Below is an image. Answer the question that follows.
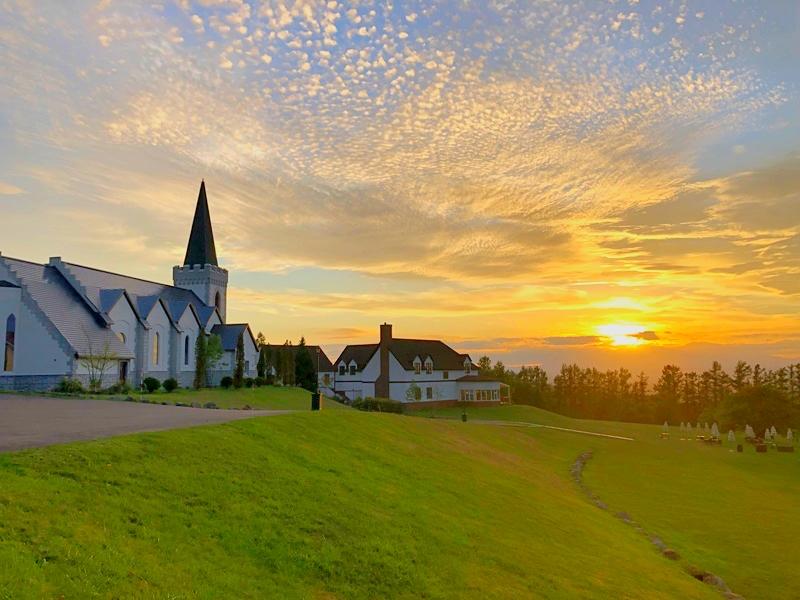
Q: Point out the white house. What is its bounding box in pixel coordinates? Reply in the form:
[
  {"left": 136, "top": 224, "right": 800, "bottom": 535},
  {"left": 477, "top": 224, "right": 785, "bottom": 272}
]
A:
[
  {"left": 0, "top": 181, "right": 257, "bottom": 391},
  {"left": 332, "top": 323, "right": 508, "bottom": 407}
]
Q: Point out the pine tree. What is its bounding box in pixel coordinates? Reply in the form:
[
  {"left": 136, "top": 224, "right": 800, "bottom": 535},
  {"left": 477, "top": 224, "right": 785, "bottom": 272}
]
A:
[
  {"left": 295, "top": 336, "right": 317, "bottom": 392},
  {"left": 257, "top": 345, "right": 267, "bottom": 378},
  {"left": 193, "top": 332, "right": 207, "bottom": 390},
  {"left": 233, "top": 332, "right": 245, "bottom": 389}
]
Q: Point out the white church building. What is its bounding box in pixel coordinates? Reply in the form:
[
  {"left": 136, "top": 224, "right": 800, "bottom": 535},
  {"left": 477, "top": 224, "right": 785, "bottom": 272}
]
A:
[
  {"left": 0, "top": 181, "right": 258, "bottom": 391},
  {"left": 333, "top": 323, "right": 509, "bottom": 408}
]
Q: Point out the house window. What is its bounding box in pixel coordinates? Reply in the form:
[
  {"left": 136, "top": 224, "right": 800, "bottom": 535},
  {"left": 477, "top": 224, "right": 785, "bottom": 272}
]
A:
[
  {"left": 184, "top": 335, "right": 190, "bottom": 366},
  {"left": 339, "top": 364, "right": 346, "bottom": 376},
  {"left": 414, "top": 362, "right": 421, "bottom": 374},
  {"left": 4, "top": 314, "right": 15, "bottom": 372},
  {"left": 492, "top": 390, "right": 499, "bottom": 401},
  {"left": 349, "top": 364, "right": 356, "bottom": 375},
  {"left": 443, "top": 371, "right": 449, "bottom": 380},
  {"left": 323, "top": 373, "right": 331, "bottom": 386},
  {"left": 414, "top": 386, "right": 422, "bottom": 401},
  {"left": 425, "top": 361, "right": 433, "bottom": 375},
  {"left": 152, "top": 332, "right": 160, "bottom": 367},
  {"left": 426, "top": 386, "right": 433, "bottom": 400}
]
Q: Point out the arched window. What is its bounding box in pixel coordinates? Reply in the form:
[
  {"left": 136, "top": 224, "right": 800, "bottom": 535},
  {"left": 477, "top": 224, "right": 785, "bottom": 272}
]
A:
[
  {"left": 184, "top": 334, "right": 190, "bottom": 366},
  {"left": 118, "top": 331, "right": 126, "bottom": 345},
  {"left": 4, "top": 314, "right": 15, "bottom": 372},
  {"left": 214, "top": 291, "right": 221, "bottom": 311},
  {"left": 152, "top": 331, "right": 160, "bottom": 367}
]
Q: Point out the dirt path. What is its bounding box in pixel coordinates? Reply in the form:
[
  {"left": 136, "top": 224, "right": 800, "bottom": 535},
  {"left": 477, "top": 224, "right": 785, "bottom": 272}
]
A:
[
  {"left": 0, "top": 395, "right": 292, "bottom": 452},
  {"left": 469, "top": 419, "right": 635, "bottom": 441}
]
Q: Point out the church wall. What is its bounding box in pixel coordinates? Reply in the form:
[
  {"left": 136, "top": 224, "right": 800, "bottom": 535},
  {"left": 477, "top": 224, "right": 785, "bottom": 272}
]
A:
[
  {"left": 0, "top": 283, "right": 72, "bottom": 391},
  {"left": 141, "top": 301, "right": 172, "bottom": 382},
  {"left": 108, "top": 295, "right": 138, "bottom": 383}
]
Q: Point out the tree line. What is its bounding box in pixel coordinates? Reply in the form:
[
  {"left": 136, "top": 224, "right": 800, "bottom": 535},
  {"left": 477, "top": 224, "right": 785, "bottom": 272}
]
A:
[
  {"left": 478, "top": 357, "right": 800, "bottom": 431},
  {"left": 254, "top": 333, "right": 317, "bottom": 392}
]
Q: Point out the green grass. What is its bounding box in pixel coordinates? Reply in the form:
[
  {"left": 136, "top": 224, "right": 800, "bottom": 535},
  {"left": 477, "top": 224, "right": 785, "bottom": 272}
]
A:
[
  {"left": 0, "top": 411, "right": 715, "bottom": 599},
  {"left": 23, "top": 385, "right": 346, "bottom": 411},
  {"left": 415, "top": 404, "right": 800, "bottom": 599}
]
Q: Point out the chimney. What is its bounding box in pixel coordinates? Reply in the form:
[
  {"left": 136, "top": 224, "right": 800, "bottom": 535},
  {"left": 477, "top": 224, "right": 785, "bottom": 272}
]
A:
[{"left": 376, "top": 323, "right": 392, "bottom": 399}]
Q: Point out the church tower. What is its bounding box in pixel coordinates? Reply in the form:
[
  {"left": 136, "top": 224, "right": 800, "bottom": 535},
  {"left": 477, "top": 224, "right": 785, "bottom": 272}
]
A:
[{"left": 173, "top": 181, "right": 229, "bottom": 322}]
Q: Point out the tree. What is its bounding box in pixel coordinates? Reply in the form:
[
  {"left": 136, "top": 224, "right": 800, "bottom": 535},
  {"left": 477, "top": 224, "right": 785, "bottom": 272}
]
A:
[
  {"left": 654, "top": 365, "right": 682, "bottom": 422},
  {"left": 719, "top": 385, "right": 796, "bottom": 433},
  {"left": 79, "top": 338, "right": 119, "bottom": 393},
  {"left": 233, "top": 332, "right": 245, "bottom": 388},
  {"left": 257, "top": 345, "right": 267, "bottom": 379},
  {"left": 206, "top": 334, "right": 224, "bottom": 384},
  {"left": 406, "top": 382, "right": 422, "bottom": 402},
  {"left": 477, "top": 356, "right": 492, "bottom": 372},
  {"left": 193, "top": 332, "right": 207, "bottom": 389},
  {"left": 256, "top": 331, "right": 266, "bottom": 349},
  {"left": 295, "top": 337, "right": 317, "bottom": 392}
]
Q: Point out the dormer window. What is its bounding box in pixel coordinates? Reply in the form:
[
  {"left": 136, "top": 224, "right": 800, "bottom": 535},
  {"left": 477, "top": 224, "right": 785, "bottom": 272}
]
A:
[
  {"left": 464, "top": 359, "right": 472, "bottom": 374},
  {"left": 424, "top": 358, "right": 433, "bottom": 374},
  {"left": 339, "top": 364, "right": 346, "bottom": 376},
  {"left": 413, "top": 358, "right": 421, "bottom": 375},
  {"left": 349, "top": 362, "right": 357, "bottom": 375}
]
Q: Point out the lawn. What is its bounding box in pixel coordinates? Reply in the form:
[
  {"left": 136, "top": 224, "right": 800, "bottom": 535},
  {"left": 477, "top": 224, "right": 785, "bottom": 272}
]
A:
[
  {"left": 17, "top": 385, "right": 347, "bottom": 411},
  {"left": 414, "top": 404, "right": 800, "bottom": 599},
  {"left": 0, "top": 410, "right": 714, "bottom": 599}
]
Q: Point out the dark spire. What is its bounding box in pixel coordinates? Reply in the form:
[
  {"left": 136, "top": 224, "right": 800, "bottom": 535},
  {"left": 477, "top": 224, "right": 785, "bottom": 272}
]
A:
[{"left": 183, "top": 180, "right": 219, "bottom": 266}]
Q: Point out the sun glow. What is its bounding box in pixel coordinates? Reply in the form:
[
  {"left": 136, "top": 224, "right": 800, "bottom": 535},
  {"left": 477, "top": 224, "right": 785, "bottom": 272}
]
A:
[{"left": 596, "top": 324, "right": 648, "bottom": 347}]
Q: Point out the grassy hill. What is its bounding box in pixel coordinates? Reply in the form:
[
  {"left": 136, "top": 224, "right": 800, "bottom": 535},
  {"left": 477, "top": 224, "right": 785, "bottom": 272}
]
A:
[
  {"left": 0, "top": 409, "right": 719, "bottom": 599},
  {"left": 418, "top": 404, "right": 800, "bottom": 599}
]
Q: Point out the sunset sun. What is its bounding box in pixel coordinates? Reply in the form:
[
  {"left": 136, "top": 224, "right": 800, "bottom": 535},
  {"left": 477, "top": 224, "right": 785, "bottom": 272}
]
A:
[{"left": 596, "top": 324, "right": 649, "bottom": 347}]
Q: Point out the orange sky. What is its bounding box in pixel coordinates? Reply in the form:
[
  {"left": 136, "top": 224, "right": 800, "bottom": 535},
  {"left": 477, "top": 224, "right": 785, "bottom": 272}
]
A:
[{"left": 1, "top": 1, "right": 798, "bottom": 376}]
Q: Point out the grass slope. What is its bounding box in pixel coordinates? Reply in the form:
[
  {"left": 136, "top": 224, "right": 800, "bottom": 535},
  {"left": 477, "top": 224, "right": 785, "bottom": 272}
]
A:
[
  {"left": 419, "top": 404, "right": 800, "bottom": 599},
  {"left": 0, "top": 411, "right": 713, "bottom": 599}
]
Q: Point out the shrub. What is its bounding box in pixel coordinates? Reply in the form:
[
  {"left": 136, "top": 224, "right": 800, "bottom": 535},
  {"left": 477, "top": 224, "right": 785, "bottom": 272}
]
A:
[
  {"left": 105, "top": 382, "right": 132, "bottom": 395},
  {"left": 163, "top": 378, "right": 179, "bottom": 393},
  {"left": 351, "top": 397, "right": 404, "bottom": 414},
  {"left": 142, "top": 377, "right": 161, "bottom": 393},
  {"left": 55, "top": 378, "right": 84, "bottom": 394},
  {"left": 244, "top": 377, "right": 255, "bottom": 388},
  {"left": 203, "top": 402, "right": 218, "bottom": 409},
  {"left": 220, "top": 376, "right": 233, "bottom": 389},
  {"left": 254, "top": 376, "right": 266, "bottom": 387}
]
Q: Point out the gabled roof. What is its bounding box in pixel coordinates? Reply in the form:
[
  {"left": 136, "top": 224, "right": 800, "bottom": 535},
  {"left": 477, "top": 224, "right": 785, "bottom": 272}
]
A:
[
  {"left": 0, "top": 280, "right": 20, "bottom": 288},
  {"left": 262, "top": 343, "right": 335, "bottom": 372},
  {"left": 184, "top": 180, "right": 218, "bottom": 267},
  {"left": 335, "top": 343, "right": 379, "bottom": 370},
  {"left": 388, "top": 338, "right": 471, "bottom": 371},
  {"left": 0, "top": 256, "right": 133, "bottom": 359},
  {"left": 211, "top": 323, "right": 256, "bottom": 351}
]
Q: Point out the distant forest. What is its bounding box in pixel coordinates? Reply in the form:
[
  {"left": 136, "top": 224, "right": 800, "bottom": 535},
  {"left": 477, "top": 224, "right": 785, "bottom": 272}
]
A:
[{"left": 477, "top": 357, "right": 800, "bottom": 431}]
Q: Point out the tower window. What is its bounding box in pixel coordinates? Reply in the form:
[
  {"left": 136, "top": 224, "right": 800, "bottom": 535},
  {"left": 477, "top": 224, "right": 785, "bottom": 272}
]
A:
[
  {"left": 184, "top": 335, "right": 190, "bottom": 366},
  {"left": 214, "top": 291, "right": 221, "bottom": 311},
  {"left": 4, "top": 314, "right": 15, "bottom": 372},
  {"left": 152, "top": 332, "right": 160, "bottom": 367}
]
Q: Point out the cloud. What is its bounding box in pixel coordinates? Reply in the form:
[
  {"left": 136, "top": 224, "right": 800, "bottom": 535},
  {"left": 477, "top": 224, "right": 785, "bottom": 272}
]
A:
[
  {"left": 630, "top": 331, "right": 659, "bottom": 341},
  {"left": 0, "top": 181, "right": 24, "bottom": 195}
]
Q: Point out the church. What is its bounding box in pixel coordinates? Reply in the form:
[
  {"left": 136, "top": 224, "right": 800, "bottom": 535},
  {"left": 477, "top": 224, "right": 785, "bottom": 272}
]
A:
[{"left": 0, "top": 182, "right": 258, "bottom": 391}]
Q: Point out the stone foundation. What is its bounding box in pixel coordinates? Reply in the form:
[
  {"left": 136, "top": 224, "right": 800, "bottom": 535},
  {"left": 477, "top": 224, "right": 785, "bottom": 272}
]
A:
[{"left": 0, "top": 374, "right": 67, "bottom": 392}]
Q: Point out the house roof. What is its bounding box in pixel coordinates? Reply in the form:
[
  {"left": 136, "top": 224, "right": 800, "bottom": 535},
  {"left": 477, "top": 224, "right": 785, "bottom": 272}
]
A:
[
  {"left": 262, "top": 343, "right": 335, "bottom": 372},
  {"left": 388, "top": 338, "right": 471, "bottom": 371},
  {"left": 0, "top": 280, "right": 20, "bottom": 288},
  {"left": 0, "top": 256, "right": 133, "bottom": 359},
  {"left": 335, "top": 343, "right": 379, "bottom": 370},
  {"left": 184, "top": 180, "right": 218, "bottom": 267},
  {"left": 211, "top": 323, "right": 256, "bottom": 351},
  {"left": 335, "top": 338, "right": 473, "bottom": 372}
]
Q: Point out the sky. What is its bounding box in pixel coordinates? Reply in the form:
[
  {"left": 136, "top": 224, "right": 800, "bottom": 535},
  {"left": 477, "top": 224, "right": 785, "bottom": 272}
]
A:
[{"left": 0, "top": 0, "right": 798, "bottom": 377}]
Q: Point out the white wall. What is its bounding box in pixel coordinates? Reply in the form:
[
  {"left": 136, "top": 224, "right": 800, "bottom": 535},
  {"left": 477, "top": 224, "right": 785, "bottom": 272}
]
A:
[
  {"left": 0, "top": 286, "right": 71, "bottom": 376},
  {"left": 177, "top": 309, "right": 200, "bottom": 373},
  {"left": 143, "top": 301, "right": 172, "bottom": 377}
]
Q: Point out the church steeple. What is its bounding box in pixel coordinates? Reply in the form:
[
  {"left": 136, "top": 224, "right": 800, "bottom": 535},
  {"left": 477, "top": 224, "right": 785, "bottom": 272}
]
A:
[{"left": 183, "top": 180, "right": 218, "bottom": 267}]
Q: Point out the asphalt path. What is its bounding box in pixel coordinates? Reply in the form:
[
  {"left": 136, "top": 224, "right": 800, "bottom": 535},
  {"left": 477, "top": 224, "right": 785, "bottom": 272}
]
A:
[{"left": 0, "top": 395, "right": 291, "bottom": 452}]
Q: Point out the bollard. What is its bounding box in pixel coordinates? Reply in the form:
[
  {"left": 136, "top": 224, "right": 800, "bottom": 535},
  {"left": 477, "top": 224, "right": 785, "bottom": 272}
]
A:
[{"left": 311, "top": 392, "right": 321, "bottom": 411}]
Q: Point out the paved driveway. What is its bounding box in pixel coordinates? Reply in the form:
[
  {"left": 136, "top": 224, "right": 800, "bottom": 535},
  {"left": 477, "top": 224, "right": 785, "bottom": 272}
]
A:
[{"left": 0, "top": 395, "right": 290, "bottom": 452}]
